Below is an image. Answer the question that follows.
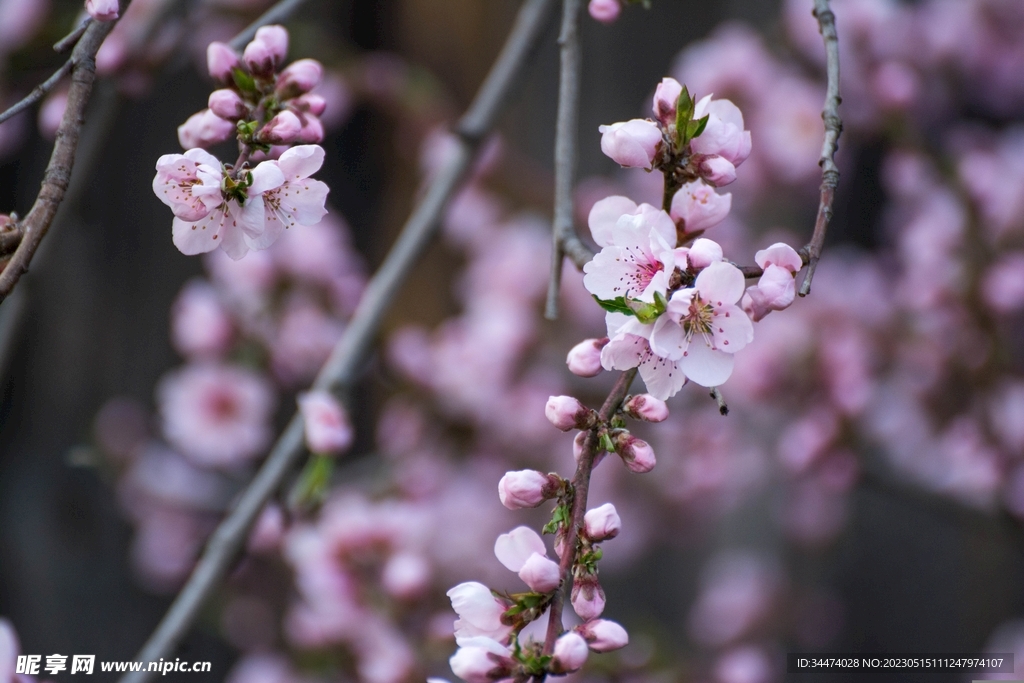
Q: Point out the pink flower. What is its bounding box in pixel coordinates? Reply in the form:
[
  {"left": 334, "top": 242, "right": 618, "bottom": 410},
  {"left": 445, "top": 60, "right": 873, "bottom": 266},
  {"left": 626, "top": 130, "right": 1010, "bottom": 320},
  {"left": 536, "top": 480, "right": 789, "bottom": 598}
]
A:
[
  {"left": 587, "top": 195, "right": 677, "bottom": 249},
  {"left": 588, "top": 0, "right": 621, "bottom": 24},
  {"left": 153, "top": 148, "right": 224, "bottom": 222},
  {"left": 755, "top": 242, "right": 802, "bottom": 273},
  {"left": 623, "top": 393, "right": 669, "bottom": 422},
  {"left": 698, "top": 154, "right": 737, "bottom": 187},
  {"left": 584, "top": 503, "right": 621, "bottom": 541},
  {"left": 566, "top": 337, "right": 609, "bottom": 377},
  {"left": 171, "top": 161, "right": 284, "bottom": 260},
  {"left": 243, "top": 25, "right": 289, "bottom": 75},
  {"left": 170, "top": 278, "right": 233, "bottom": 358},
  {"left": 613, "top": 432, "right": 656, "bottom": 473},
  {"left": 576, "top": 619, "right": 629, "bottom": 652},
  {"left": 85, "top": 0, "right": 118, "bottom": 21},
  {"left": 517, "top": 552, "right": 561, "bottom": 593},
  {"left": 208, "top": 89, "right": 246, "bottom": 121},
  {"left": 257, "top": 110, "right": 302, "bottom": 145},
  {"left": 601, "top": 316, "right": 687, "bottom": 401},
  {"left": 670, "top": 181, "right": 732, "bottom": 235},
  {"left": 494, "top": 526, "right": 546, "bottom": 569},
  {"left": 743, "top": 265, "right": 795, "bottom": 321},
  {"left": 685, "top": 237, "right": 724, "bottom": 269},
  {"left": 550, "top": 632, "right": 589, "bottom": 673},
  {"left": 599, "top": 119, "right": 662, "bottom": 168},
  {"left": 544, "top": 395, "right": 592, "bottom": 432},
  {"left": 653, "top": 77, "right": 683, "bottom": 127},
  {"left": 690, "top": 95, "right": 751, "bottom": 167},
  {"left": 277, "top": 58, "right": 324, "bottom": 98},
  {"left": 298, "top": 390, "right": 353, "bottom": 455},
  {"left": 571, "top": 574, "right": 606, "bottom": 620},
  {"left": 157, "top": 362, "right": 276, "bottom": 467},
  {"left": 295, "top": 114, "right": 325, "bottom": 144},
  {"left": 177, "top": 109, "right": 236, "bottom": 150},
  {"left": 449, "top": 637, "right": 514, "bottom": 683},
  {"left": 207, "top": 42, "right": 240, "bottom": 82},
  {"left": 650, "top": 261, "right": 753, "bottom": 387},
  {"left": 583, "top": 213, "right": 677, "bottom": 303},
  {"left": 447, "top": 583, "right": 512, "bottom": 645},
  {"left": 257, "top": 144, "right": 330, "bottom": 238},
  {"left": 498, "top": 470, "right": 558, "bottom": 510}
]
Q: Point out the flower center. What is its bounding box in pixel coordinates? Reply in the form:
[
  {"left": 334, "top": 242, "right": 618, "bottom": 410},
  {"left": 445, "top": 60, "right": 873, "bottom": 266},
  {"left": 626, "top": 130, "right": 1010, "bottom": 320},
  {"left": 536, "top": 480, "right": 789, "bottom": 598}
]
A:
[{"left": 681, "top": 294, "right": 714, "bottom": 339}]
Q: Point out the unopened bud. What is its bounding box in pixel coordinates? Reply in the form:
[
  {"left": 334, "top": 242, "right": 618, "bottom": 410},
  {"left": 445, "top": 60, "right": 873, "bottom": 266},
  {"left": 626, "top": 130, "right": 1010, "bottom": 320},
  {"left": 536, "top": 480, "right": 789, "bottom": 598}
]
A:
[
  {"left": 653, "top": 77, "right": 683, "bottom": 127},
  {"left": 624, "top": 394, "right": 669, "bottom": 422},
  {"left": 588, "top": 0, "right": 621, "bottom": 24},
  {"left": 86, "top": 0, "right": 119, "bottom": 21},
  {"left": 449, "top": 642, "right": 514, "bottom": 683},
  {"left": 685, "top": 237, "right": 724, "bottom": 270},
  {"left": 277, "top": 58, "right": 323, "bottom": 99},
  {"left": 208, "top": 89, "right": 246, "bottom": 121},
  {"left": 613, "top": 431, "right": 656, "bottom": 473},
  {"left": 698, "top": 154, "right": 737, "bottom": 187},
  {"left": 498, "top": 470, "right": 560, "bottom": 510},
  {"left": 257, "top": 110, "right": 302, "bottom": 144},
  {"left": 177, "top": 109, "right": 235, "bottom": 149},
  {"left": 545, "top": 395, "right": 596, "bottom": 432},
  {"left": 599, "top": 119, "right": 661, "bottom": 169},
  {"left": 243, "top": 25, "right": 289, "bottom": 75},
  {"left": 519, "top": 553, "right": 561, "bottom": 593},
  {"left": 298, "top": 390, "right": 353, "bottom": 455},
  {"left": 571, "top": 574, "right": 606, "bottom": 620},
  {"left": 575, "top": 619, "right": 629, "bottom": 652},
  {"left": 291, "top": 93, "right": 328, "bottom": 116},
  {"left": 583, "top": 503, "right": 621, "bottom": 542},
  {"left": 294, "top": 114, "right": 325, "bottom": 144},
  {"left": 567, "top": 337, "right": 609, "bottom": 377},
  {"left": 207, "top": 42, "right": 240, "bottom": 83},
  {"left": 550, "top": 632, "right": 589, "bottom": 673}
]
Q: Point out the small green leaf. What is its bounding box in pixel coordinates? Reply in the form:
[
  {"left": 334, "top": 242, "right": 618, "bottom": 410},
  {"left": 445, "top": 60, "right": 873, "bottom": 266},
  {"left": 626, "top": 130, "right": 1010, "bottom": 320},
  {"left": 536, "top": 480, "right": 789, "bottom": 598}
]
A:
[
  {"left": 543, "top": 504, "right": 569, "bottom": 535},
  {"left": 688, "top": 114, "right": 709, "bottom": 141},
  {"left": 627, "top": 298, "right": 665, "bottom": 324},
  {"left": 288, "top": 454, "right": 334, "bottom": 510},
  {"left": 231, "top": 66, "right": 257, "bottom": 93},
  {"left": 674, "top": 85, "right": 695, "bottom": 147},
  {"left": 593, "top": 295, "right": 633, "bottom": 315},
  {"left": 600, "top": 433, "right": 616, "bottom": 453}
]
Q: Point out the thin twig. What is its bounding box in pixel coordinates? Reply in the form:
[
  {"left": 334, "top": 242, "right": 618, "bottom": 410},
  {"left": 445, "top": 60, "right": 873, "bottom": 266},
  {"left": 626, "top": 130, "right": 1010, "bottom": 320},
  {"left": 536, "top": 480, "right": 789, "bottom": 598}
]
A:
[
  {"left": 0, "top": 5, "right": 131, "bottom": 302},
  {"left": 229, "top": 0, "right": 309, "bottom": 50},
  {"left": 118, "top": 1, "right": 558, "bottom": 680},
  {"left": 800, "top": 0, "right": 841, "bottom": 296},
  {"left": 542, "top": 368, "right": 637, "bottom": 654},
  {"left": 0, "top": 59, "right": 74, "bottom": 127},
  {"left": 544, "top": 0, "right": 583, "bottom": 320},
  {"left": 710, "top": 387, "right": 728, "bottom": 415},
  {"left": 54, "top": 18, "right": 93, "bottom": 53}
]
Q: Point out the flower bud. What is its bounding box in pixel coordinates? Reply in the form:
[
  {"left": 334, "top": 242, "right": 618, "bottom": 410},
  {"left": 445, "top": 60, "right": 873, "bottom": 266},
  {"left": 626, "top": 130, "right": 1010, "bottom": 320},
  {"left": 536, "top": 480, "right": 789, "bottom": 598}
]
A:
[
  {"left": 670, "top": 181, "right": 732, "bottom": 235},
  {"left": 588, "top": 0, "right": 621, "bottom": 24},
  {"left": 691, "top": 95, "right": 752, "bottom": 166},
  {"left": 447, "top": 583, "right": 512, "bottom": 644},
  {"left": 576, "top": 619, "right": 629, "bottom": 652},
  {"left": 571, "top": 574, "right": 606, "bottom": 620},
  {"left": 86, "top": 0, "right": 119, "bottom": 21},
  {"left": 551, "top": 632, "right": 589, "bottom": 673},
  {"left": 244, "top": 25, "right": 289, "bottom": 75},
  {"left": 449, "top": 639, "right": 514, "bottom": 683},
  {"left": 754, "top": 242, "right": 803, "bottom": 274},
  {"left": 613, "top": 432, "right": 656, "bottom": 473},
  {"left": 177, "top": 109, "right": 235, "bottom": 149},
  {"left": 294, "top": 114, "right": 325, "bottom": 144},
  {"left": 685, "top": 237, "right": 724, "bottom": 270},
  {"left": 599, "top": 119, "right": 662, "bottom": 168},
  {"left": 566, "top": 338, "right": 609, "bottom": 377},
  {"left": 518, "top": 553, "right": 561, "bottom": 593},
  {"left": 298, "top": 390, "right": 353, "bottom": 455},
  {"left": 545, "top": 395, "right": 595, "bottom": 432},
  {"left": 257, "top": 110, "right": 302, "bottom": 144},
  {"left": 698, "top": 154, "right": 737, "bottom": 186},
  {"left": 653, "top": 77, "right": 683, "bottom": 127},
  {"left": 583, "top": 503, "right": 621, "bottom": 542},
  {"left": 207, "top": 42, "right": 240, "bottom": 83},
  {"left": 498, "top": 470, "right": 559, "bottom": 510},
  {"left": 208, "top": 89, "right": 247, "bottom": 121},
  {"left": 277, "top": 58, "right": 324, "bottom": 98},
  {"left": 623, "top": 394, "right": 669, "bottom": 422},
  {"left": 756, "top": 264, "right": 796, "bottom": 310},
  {"left": 291, "top": 93, "right": 328, "bottom": 116}
]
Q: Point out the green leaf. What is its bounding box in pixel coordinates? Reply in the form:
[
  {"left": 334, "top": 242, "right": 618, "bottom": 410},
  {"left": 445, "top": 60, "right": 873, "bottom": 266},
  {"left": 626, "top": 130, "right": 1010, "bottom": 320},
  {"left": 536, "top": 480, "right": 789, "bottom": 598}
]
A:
[
  {"left": 288, "top": 454, "right": 334, "bottom": 510},
  {"left": 674, "top": 85, "right": 695, "bottom": 148},
  {"left": 593, "top": 295, "right": 634, "bottom": 316},
  {"left": 686, "top": 114, "right": 709, "bottom": 142},
  {"left": 543, "top": 504, "right": 570, "bottom": 535},
  {"left": 231, "top": 66, "right": 257, "bottom": 94},
  {"left": 599, "top": 432, "right": 616, "bottom": 453}
]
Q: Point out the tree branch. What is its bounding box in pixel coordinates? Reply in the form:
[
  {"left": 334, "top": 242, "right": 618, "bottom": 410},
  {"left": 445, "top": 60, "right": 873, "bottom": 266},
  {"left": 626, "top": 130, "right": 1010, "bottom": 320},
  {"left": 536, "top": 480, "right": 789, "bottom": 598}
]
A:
[
  {"left": 0, "top": 59, "right": 75, "bottom": 127},
  {"left": 54, "top": 18, "right": 93, "bottom": 53},
  {"left": 118, "top": 1, "right": 558, "bottom": 680},
  {"left": 544, "top": 0, "right": 583, "bottom": 320},
  {"left": 543, "top": 368, "right": 637, "bottom": 654},
  {"left": 800, "top": 0, "right": 841, "bottom": 296}
]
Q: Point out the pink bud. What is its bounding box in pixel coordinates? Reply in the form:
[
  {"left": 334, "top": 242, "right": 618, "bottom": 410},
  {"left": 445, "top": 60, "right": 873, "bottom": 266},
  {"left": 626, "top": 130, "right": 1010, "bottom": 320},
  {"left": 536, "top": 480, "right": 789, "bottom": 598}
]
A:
[
  {"left": 292, "top": 93, "right": 328, "bottom": 117},
  {"left": 691, "top": 95, "right": 752, "bottom": 166},
  {"left": 294, "top": 114, "right": 325, "bottom": 144},
  {"left": 545, "top": 395, "right": 594, "bottom": 432},
  {"left": 741, "top": 289, "right": 771, "bottom": 323},
  {"left": 495, "top": 527, "right": 547, "bottom": 572},
  {"left": 518, "top": 553, "right": 561, "bottom": 593},
  {"left": 698, "top": 154, "right": 737, "bottom": 186},
  {"left": 208, "top": 89, "right": 246, "bottom": 121},
  {"left": 576, "top": 619, "right": 629, "bottom": 652},
  {"left": 685, "top": 238, "right": 724, "bottom": 270},
  {"left": 551, "top": 632, "right": 589, "bottom": 673},
  {"left": 207, "top": 42, "right": 240, "bottom": 83},
  {"left": 566, "top": 337, "right": 609, "bottom": 377},
  {"left": 498, "top": 470, "right": 559, "bottom": 509},
  {"left": 85, "top": 0, "right": 119, "bottom": 21},
  {"left": 244, "top": 25, "right": 289, "bottom": 75},
  {"left": 277, "top": 58, "right": 323, "bottom": 98},
  {"left": 571, "top": 574, "right": 606, "bottom": 620},
  {"left": 653, "top": 77, "right": 683, "bottom": 127},
  {"left": 623, "top": 394, "right": 669, "bottom": 422},
  {"left": 670, "top": 181, "right": 732, "bottom": 234},
  {"left": 755, "top": 264, "right": 796, "bottom": 311},
  {"left": 297, "top": 390, "right": 353, "bottom": 455},
  {"left": 599, "top": 119, "right": 662, "bottom": 168},
  {"left": 583, "top": 503, "right": 621, "bottom": 542},
  {"left": 177, "top": 109, "right": 235, "bottom": 149},
  {"left": 588, "top": 0, "right": 621, "bottom": 24},
  {"left": 449, "top": 640, "right": 514, "bottom": 683},
  {"left": 613, "top": 433, "right": 656, "bottom": 473},
  {"left": 754, "top": 242, "right": 803, "bottom": 274},
  {"left": 257, "top": 110, "right": 302, "bottom": 144},
  {"left": 447, "top": 583, "right": 512, "bottom": 644}
]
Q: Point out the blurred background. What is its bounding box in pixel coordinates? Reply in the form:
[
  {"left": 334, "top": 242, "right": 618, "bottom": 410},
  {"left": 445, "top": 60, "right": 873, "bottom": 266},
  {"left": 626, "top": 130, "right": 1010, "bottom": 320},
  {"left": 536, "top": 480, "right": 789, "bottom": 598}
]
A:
[{"left": 2, "top": 1, "right": 1024, "bottom": 682}]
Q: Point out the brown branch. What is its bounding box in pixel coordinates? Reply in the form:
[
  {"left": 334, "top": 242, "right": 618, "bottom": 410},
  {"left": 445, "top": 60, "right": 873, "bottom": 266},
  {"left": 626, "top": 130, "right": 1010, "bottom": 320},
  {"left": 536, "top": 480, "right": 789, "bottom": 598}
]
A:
[
  {"left": 0, "top": 58, "right": 75, "bottom": 127},
  {"left": 117, "top": 1, "right": 559, "bottom": 680},
  {"left": 800, "top": 0, "right": 842, "bottom": 296},
  {"left": 544, "top": 0, "right": 584, "bottom": 320},
  {"left": 0, "top": 229, "right": 22, "bottom": 256},
  {"left": 54, "top": 18, "right": 93, "bottom": 53},
  {"left": 542, "top": 368, "right": 637, "bottom": 654}
]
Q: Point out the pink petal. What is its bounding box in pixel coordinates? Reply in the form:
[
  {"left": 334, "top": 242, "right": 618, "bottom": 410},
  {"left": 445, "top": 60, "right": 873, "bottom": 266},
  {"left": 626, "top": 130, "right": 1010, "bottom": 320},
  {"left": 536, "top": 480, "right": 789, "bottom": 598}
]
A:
[
  {"left": 248, "top": 162, "right": 285, "bottom": 195},
  {"left": 588, "top": 195, "right": 638, "bottom": 247},
  {"left": 494, "top": 526, "right": 547, "bottom": 572},
  {"left": 678, "top": 341, "right": 734, "bottom": 387},
  {"left": 278, "top": 144, "right": 326, "bottom": 180},
  {"left": 695, "top": 261, "right": 745, "bottom": 304},
  {"left": 711, "top": 304, "right": 754, "bottom": 353},
  {"left": 637, "top": 351, "right": 687, "bottom": 400}
]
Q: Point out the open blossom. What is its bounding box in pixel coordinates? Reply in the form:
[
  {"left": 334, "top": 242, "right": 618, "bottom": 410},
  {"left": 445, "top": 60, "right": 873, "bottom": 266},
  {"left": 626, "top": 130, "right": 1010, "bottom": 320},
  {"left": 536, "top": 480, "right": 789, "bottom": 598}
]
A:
[
  {"left": 494, "top": 527, "right": 561, "bottom": 592},
  {"left": 258, "top": 145, "right": 331, "bottom": 236},
  {"left": 650, "top": 260, "right": 753, "bottom": 387},
  {"left": 153, "top": 148, "right": 224, "bottom": 222},
  {"left": 449, "top": 637, "right": 514, "bottom": 683},
  {"left": 691, "top": 94, "right": 752, "bottom": 167},
  {"left": 298, "top": 390, "right": 353, "bottom": 455},
  {"left": 670, "top": 181, "right": 732, "bottom": 234},
  {"left": 447, "top": 582, "right": 512, "bottom": 645},
  {"left": 587, "top": 195, "right": 676, "bottom": 249},
  {"left": 583, "top": 213, "right": 677, "bottom": 303},
  {"left": 601, "top": 315, "right": 688, "bottom": 400},
  {"left": 599, "top": 119, "right": 662, "bottom": 168}
]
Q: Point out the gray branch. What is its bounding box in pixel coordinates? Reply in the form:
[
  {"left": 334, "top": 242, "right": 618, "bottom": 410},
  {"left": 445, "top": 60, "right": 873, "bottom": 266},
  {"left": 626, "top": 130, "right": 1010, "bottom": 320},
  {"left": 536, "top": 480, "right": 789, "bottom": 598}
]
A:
[{"left": 118, "top": 1, "right": 558, "bottom": 680}]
